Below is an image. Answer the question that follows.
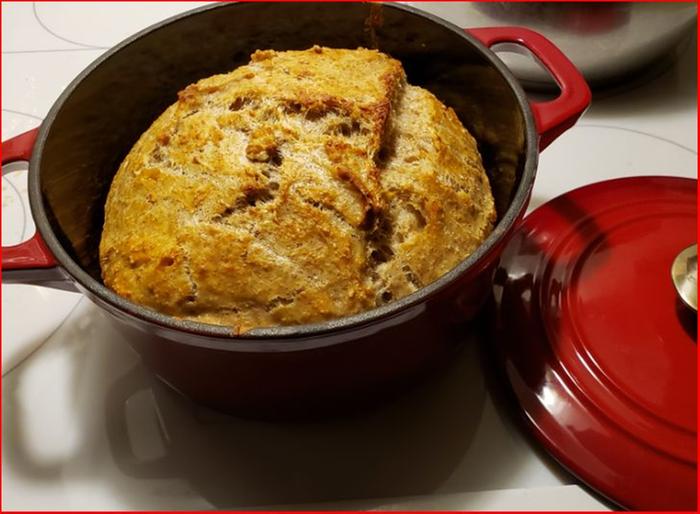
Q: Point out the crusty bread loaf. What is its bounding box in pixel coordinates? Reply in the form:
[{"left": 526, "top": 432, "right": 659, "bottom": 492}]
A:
[{"left": 99, "top": 47, "right": 496, "bottom": 332}]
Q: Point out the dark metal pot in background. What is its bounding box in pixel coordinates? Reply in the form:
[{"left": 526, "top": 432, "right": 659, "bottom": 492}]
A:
[{"left": 1, "top": 3, "right": 590, "bottom": 419}]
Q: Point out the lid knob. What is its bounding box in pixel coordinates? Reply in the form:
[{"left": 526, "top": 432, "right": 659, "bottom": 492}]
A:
[{"left": 671, "top": 244, "right": 697, "bottom": 312}]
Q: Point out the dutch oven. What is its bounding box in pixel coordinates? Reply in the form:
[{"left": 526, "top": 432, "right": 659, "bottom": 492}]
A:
[{"left": 2, "top": 2, "right": 591, "bottom": 418}]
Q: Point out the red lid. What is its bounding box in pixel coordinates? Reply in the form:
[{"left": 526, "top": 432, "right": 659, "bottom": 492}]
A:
[{"left": 489, "top": 176, "right": 697, "bottom": 510}]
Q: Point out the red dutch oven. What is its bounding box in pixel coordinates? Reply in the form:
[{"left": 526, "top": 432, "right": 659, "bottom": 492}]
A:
[{"left": 1, "top": 3, "right": 590, "bottom": 418}]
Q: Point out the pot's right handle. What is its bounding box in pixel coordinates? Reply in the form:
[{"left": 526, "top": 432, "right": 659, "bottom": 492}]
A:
[
  {"left": 467, "top": 27, "right": 592, "bottom": 151},
  {"left": 2, "top": 128, "right": 77, "bottom": 291}
]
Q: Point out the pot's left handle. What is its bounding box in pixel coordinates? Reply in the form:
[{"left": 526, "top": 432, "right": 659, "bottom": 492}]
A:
[{"left": 2, "top": 128, "right": 77, "bottom": 291}]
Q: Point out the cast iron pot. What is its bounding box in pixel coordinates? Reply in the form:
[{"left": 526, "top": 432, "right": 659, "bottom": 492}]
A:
[{"left": 2, "top": 3, "right": 590, "bottom": 418}]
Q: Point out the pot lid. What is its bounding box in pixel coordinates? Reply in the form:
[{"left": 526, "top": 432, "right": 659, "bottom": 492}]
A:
[{"left": 489, "top": 176, "right": 697, "bottom": 510}]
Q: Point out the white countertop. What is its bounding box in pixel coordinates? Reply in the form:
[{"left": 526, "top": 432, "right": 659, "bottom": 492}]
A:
[{"left": 2, "top": 2, "right": 696, "bottom": 510}]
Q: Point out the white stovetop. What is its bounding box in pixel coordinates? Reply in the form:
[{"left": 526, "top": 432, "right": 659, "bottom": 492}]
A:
[{"left": 1, "top": 2, "right": 696, "bottom": 511}]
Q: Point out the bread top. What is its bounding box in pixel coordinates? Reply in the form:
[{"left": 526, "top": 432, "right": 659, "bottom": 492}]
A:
[{"left": 99, "top": 47, "right": 496, "bottom": 332}]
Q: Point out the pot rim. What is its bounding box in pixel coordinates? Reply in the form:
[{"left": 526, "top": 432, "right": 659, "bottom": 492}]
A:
[{"left": 29, "top": 1, "right": 539, "bottom": 342}]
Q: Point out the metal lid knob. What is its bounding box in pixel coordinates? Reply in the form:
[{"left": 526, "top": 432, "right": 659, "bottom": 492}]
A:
[{"left": 672, "top": 244, "right": 697, "bottom": 312}]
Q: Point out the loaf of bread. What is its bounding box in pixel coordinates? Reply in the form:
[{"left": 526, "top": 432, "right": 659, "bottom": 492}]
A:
[{"left": 99, "top": 47, "right": 496, "bottom": 332}]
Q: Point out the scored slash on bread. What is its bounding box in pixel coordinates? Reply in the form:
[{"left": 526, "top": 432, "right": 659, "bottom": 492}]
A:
[{"left": 100, "top": 46, "right": 496, "bottom": 332}]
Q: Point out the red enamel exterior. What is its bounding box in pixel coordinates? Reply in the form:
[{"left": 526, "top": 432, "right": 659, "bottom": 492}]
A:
[
  {"left": 488, "top": 176, "right": 697, "bottom": 510},
  {"left": 2, "top": 127, "right": 38, "bottom": 162}
]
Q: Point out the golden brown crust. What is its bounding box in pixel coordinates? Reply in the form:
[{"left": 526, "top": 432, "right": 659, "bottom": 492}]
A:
[{"left": 99, "top": 47, "right": 496, "bottom": 332}]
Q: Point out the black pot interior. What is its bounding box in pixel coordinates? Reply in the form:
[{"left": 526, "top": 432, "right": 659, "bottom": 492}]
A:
[{"left": 38, "top": 2, "right": 527, "bottom": 282}]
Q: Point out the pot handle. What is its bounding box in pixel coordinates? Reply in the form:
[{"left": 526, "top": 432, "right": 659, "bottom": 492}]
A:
[
  {"left": 466, "top": 27, "right": 592, "bottom": 151},
  {"left": 2, "top": 128, "right": 77, "bottom": 291}
]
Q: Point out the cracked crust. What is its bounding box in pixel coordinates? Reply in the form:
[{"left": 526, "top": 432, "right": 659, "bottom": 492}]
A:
[{"left": 99, "top": 47, "right": 496, "bottom": 332}]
